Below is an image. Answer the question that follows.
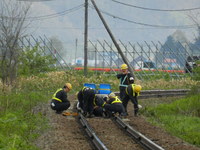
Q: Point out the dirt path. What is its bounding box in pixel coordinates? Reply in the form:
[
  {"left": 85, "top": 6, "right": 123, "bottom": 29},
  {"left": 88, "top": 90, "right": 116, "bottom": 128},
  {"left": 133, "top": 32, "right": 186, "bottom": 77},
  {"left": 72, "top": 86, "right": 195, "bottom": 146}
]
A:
[
  {"left": 35, "top": 96, "right": 93, "bottom": 150},
  {"left": 35, "top": 95, "right": 200, "bottom": 150}
]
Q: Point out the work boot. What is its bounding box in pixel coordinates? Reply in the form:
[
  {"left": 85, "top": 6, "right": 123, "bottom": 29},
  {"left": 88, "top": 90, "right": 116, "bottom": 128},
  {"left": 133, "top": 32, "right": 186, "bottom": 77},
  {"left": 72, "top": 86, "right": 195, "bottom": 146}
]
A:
[
  {"left": 88, "top": 112, "right": 95, "bottom": 118},
  {"left": 121, "top": 112, "right": 128, "bottom": 117},
  {"left": 83, "top": 111, "right": 87, "bottom": 117},
  {"left": 103, "top": 111, "right": 110, "bottom": 118},
  {"left": 56, "top": 110, "right": 62, "bottom": 114},
  {"left": 103, "top": 111, "right": 113, "bottom": 118},
  {"left": 134, "top": 109, "right": 138, "bottom": 117}
]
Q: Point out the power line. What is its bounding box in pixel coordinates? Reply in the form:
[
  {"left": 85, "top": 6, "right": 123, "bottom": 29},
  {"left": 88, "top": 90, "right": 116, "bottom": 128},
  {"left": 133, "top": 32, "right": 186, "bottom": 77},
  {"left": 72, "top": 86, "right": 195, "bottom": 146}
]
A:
[
  {"left": 18, "top": 0, "right": 53, "bottom": 1},
  {"left": 0, "top": 4, "right": 84, "bottom": 21},
  {"left": 27, "top": 26, "right": 195, "bottom": 30},
  {"left": 111, "top": 0, "right": 200, "bottom": 12},
  {"left": 89, "top": 5, "right": 196, "bottom": 29},
  {"left": 27, "top": 4, "right": 84, "bottom": 20}
]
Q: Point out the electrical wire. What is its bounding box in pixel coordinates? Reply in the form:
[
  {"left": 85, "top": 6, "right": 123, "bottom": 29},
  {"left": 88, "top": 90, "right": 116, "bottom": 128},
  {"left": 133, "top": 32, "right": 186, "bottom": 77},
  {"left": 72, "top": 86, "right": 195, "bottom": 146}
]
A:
[
  {"left": 89, "top": 4, "right": 196, "bottom": 29},
  {"left": 0, "top": 4, "right": 84, "bottom": 21},
  {"left": 26, "top": 4, "right": 84, "bottom": 20},
  {"left": 111, "top": 0, "right": 200, "bottom": 12}
]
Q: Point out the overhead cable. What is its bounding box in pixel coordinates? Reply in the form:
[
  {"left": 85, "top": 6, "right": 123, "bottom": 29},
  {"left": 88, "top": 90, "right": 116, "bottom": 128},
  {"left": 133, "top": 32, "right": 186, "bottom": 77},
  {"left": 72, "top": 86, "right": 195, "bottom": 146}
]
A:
[
  {"left": 111, "top": 0, "right": 200, "bottom": 12},
  {"left": 89, "top": 5, "right": 196, "bottom": 29},
  {"left": 0, "top": 4, "right": 84, "bottom": 21},
  {"left": 27, "top": 4, "right": 84, "bottom": 20}
]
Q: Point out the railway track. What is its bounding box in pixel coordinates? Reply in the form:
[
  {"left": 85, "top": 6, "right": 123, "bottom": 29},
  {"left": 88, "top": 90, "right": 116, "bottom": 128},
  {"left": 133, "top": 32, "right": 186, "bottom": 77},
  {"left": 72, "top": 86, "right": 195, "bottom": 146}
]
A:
[
  {"left": 62, "top": 89, "right": 192, "bottom": 150},
  {"left": 112, "top": 116, "right": 164, "bottom": 150},
  {"left": 77, "top": 109, "right": 164, "bottom": 150},
  {"left": 74, "top": 89, "right": 190, "bottom": 150},
  {"left": 115, "top": 89, "right": 190, "bottom": 99}
]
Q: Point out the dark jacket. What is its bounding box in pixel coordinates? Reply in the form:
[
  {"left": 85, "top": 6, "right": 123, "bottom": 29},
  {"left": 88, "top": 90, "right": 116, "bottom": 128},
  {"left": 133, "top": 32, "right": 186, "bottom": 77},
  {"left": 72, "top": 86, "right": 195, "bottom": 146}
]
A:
[
  {"left": 116, "top": 73, "right": 134, "bottom": 87},
  {"left": 126, "top": 84, "right": 139, "bottom": 97},
  {"left": 52, "top": 88, "right": 69, "bottom": 103}
]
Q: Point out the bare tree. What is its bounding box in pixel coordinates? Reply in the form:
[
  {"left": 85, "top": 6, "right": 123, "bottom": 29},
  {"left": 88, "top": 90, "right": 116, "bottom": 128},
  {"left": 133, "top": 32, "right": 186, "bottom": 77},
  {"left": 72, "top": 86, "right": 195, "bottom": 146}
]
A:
[{"left": 0, "top": 0, "right": 31, "bottom": 86}]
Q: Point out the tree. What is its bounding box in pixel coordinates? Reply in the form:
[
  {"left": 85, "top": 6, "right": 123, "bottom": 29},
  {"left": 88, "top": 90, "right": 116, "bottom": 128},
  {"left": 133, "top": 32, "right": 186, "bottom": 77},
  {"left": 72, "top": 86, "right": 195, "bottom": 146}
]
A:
[
  {"left": 188, "top": 12, "right": 200, "bottom": 55},
  {"left": 46, "top": 36, "right": 66, "bottom": 65},
  {"left": 192, "top": 60, "right": 200, "bottom": 81},
  {"left": 0, "top": 0, "right": 31, "bottom": 86},
  {"left": 18, "top": 45, "right": 56, "bottom": 76},
  {"left": 156, "top": 30, "right": 188, "bottom": 69}
]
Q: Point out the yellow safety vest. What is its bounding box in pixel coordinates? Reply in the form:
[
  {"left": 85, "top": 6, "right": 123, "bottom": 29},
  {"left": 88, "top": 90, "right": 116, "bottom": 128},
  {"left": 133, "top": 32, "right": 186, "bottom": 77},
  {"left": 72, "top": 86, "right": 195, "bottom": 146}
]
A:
[
  {"left": 52, "top": 88, "right": 63, "bottom": 102},
  {"left": 111, "top": 96, "right": 122, "bottom": 104},
  {"left": 81, "top": 87, "right": 87, "bottom": 95},
  {"left": 82, "top": 87, "right": 86, "bottom": 92},
  {"left": 125, "top": 84, "right": 139, "bottom": 96},
  {"left": 93, "top": 95, "right": 98, "bottom": 106}
]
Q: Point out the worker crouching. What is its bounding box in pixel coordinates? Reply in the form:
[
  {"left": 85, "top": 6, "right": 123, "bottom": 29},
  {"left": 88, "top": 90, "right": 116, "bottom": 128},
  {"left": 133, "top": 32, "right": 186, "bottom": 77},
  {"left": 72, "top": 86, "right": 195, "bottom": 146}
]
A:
[
  {"left": 93, "top": 94, "right": 108, "bottom": 117},
  {"left": 102, "top": 92, "right": 125, "bottom": 117},
  {"left": 50, "top": 83, "right": 72, "bottom": 114},
  {"left": 77, "top": 87, "right": 96, "bottom": 117}
]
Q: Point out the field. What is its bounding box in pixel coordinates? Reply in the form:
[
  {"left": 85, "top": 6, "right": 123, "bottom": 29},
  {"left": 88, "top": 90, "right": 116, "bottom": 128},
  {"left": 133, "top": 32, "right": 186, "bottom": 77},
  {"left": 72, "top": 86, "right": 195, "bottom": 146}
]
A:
[{"left": 0, "top": 70, "right": 199, "bottom": 149}]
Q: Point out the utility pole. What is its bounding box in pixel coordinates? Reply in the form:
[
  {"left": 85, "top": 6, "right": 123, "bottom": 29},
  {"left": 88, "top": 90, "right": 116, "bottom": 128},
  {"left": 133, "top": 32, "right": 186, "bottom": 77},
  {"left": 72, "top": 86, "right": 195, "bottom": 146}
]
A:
[
  {"left": 90, "top": 0, "right": 134, "bottom": 77},
  {"left": 75, "top": 38, "right": 78, "bottom": 65},
  {"left": 84, "top": 0, "right": 88, "bottom": 76}
]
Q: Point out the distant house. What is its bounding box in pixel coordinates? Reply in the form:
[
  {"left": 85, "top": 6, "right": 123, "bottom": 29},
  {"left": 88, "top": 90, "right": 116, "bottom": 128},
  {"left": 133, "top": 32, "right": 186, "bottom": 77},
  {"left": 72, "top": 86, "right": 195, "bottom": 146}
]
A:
[
  {"left": 130, "top": 56, "right": 155, "bottom": 70},
  {"left": 72, "top": 57, "right": 101, "bottom": 67},
  {"left": 130, "top": 56, "right": 147, "bottom": 67}
]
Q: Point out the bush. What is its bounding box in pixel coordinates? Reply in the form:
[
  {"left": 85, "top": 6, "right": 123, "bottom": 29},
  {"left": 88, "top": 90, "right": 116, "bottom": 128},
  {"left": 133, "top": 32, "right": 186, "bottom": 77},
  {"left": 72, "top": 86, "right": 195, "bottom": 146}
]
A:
[
  {"left": 18, "top": 45, "right": 56, "bottom": 76},
  {"left": 192, "top": 60, "right": 200, "bottom": 81}
]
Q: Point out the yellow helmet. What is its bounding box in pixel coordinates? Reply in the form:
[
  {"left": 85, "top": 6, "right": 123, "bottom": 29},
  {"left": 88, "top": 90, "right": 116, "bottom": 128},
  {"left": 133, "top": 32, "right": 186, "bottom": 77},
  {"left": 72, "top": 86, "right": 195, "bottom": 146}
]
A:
[
  {"left": 65, "top": 83, "right": 72, "bottom": 90},
  {"left": 108, "top": 92, "right": 116, "bottom": 98},
  {"left": 121, "top": 64, "right": 128, "bottom": 70},
  {"left": 134, "top": 85, "right": 142, "bottom": 93}
]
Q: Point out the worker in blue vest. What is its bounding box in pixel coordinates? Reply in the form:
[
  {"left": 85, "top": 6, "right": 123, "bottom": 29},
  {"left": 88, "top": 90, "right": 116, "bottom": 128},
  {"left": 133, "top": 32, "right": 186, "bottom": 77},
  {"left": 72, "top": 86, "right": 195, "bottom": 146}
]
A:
[
  {"left": 123, "top": 84, "right": 142, "bottom": 116},
  {"left": 50, "top": 83, "right": 72, "bottom": 114},
  {"left": 77, "top": 87, "right": 96, "bottom": 117}
]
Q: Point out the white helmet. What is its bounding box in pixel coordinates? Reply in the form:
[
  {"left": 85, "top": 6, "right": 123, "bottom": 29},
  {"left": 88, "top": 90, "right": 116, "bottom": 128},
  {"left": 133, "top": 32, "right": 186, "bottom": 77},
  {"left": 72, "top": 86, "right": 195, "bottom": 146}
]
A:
[{"left": 108, "top": 92, "right": 115, "bottom": 98}]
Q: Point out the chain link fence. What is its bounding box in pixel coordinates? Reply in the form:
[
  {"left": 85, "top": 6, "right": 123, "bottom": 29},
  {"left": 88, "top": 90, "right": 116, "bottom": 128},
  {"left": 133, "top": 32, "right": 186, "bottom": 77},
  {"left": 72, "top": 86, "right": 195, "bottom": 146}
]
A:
[{"left": 18, "top": 36, "right": 200, "bottom": 80}]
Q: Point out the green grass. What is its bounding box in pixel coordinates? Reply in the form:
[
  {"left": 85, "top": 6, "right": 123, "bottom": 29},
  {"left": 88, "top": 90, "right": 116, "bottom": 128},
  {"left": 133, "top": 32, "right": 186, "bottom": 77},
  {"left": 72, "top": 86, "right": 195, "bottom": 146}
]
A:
[
  {"left": 143, "top": 93, "right": 200, "bottom": 147},
  {"left": 0, "top": 70, "right": 199, "bottom": 149},
  {"left": 0, "top": 92, "right": 50, "bottom": 150}
]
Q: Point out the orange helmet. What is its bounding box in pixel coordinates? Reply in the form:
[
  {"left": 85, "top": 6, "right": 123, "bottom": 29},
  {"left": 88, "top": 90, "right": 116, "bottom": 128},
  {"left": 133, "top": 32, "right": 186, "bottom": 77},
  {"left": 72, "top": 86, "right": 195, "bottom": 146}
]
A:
[{"left": 65, "top": 83, "right": 72, "bottom": 90}]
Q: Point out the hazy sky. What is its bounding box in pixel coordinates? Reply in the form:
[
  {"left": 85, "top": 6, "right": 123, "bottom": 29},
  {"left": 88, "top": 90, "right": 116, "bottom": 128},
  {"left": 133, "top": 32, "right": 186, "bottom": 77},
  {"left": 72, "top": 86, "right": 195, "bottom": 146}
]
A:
[{"left": 23, "top": 0, "right": 200, "bottom": 60}]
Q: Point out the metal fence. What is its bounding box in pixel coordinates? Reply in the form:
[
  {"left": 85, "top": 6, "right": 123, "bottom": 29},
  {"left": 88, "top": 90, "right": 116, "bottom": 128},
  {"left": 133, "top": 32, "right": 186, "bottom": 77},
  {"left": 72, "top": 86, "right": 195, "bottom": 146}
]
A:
[
  {"left": 87, "top": 40, "right": 199, "bottom": 79},
  {"left": 18, "top": 36, "right": 200, "bottom": 80}
]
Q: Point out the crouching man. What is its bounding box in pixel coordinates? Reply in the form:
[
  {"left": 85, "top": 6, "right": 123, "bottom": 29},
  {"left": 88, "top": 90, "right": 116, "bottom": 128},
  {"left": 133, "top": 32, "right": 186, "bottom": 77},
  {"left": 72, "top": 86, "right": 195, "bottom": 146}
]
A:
[
  {"left": 50, "top": 83, "right": 72, "bottom": 114},
  {"left": 77, "top": 87, "right": 96, "bottom": 117},
  {"left": 93, "top": 94, "right": 108, "bottom": 117},
  {"left": 101, "top": 92, "right": 125, "bottom": 117}
]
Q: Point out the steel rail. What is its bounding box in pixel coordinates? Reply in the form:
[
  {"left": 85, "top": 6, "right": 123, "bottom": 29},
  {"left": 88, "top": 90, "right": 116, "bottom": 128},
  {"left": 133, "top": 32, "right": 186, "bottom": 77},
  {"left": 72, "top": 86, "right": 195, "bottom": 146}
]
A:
[
  {"left": 112, "top": 116, "right": 165, "bottom": 150},
  {"left": 114, "top": 89, "right": 190, "bottom": 99},
  {"left": 78, "top": 112, "right": 108, "bottom": 150},
  {"left": 77, "top": 109, "right": 165, "bottom": 150},
  {"left": 76, "top": 89, "right": 189, "bottom": 149}
]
